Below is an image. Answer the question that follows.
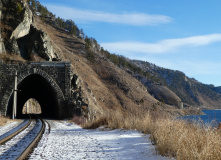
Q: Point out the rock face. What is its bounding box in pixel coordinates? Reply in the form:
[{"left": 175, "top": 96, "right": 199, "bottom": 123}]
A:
[
  {"left": 206, "top": 85, "right": 221, "bottom": 94},
  {"left": 0, "top": 0, "right": 5, "bottom": 54},
  {"left": 0, "top": 0, "right": 59, "bottom": 61},
  {"left": 10, "top": 2, "right": 33, "bottom": 40},
  {"left": 69, "top": 73, "right": 89, "bottom": 117},
  {"left": 132, "top": 60, "right": 221, "bottom": 109},
  {"left": 147, "top": 84, "right": 183, "bottom": 109},
  {"left": 17, "top": 25, "right": 59, "bottom": 60},
  {"left": 135, "top": 75, "right": 183, "bottom": 108}
]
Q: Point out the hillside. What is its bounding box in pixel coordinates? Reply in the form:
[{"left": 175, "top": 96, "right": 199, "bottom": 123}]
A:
[
  {"left": 131, "top": 60, "right": 221, "bottom": 109},
  {"left": 34, "top": 15, "right": 182, "bottom": 117},
  {"left": 0, "top": 0, "right": 203, "bottom": 119}
]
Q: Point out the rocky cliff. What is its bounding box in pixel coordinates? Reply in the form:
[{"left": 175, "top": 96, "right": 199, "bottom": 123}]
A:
[
  {"left": 0, "top": 0, "right": 58, "bottom": 61},
  {"left": 134, "top": 75, "right": 183, "bottom": 108}
]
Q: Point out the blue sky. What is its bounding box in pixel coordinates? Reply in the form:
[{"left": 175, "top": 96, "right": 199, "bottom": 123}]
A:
[{"left": 39, "top": 0, "right": 221, "bottom": 86}]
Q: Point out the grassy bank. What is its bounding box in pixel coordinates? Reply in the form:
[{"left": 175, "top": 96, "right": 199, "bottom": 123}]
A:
[{"left": 83, "top": 109, "right": 221, "bottom": 160}]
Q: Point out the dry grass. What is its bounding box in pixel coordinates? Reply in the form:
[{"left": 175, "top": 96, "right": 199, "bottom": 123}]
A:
[
  {"left": 0, "top": 54, "right": 26, "bottom": 63},
  {"left": 0, "top": 116, "right": 11, "bottom": 126},
  {"left": 71, "top": 114, "right": 86, "bottom": 126},
  {"left": 151, "top": 118, "right": 221, "bottom": 160},
  {"left": 84, "top": 109, "right": 154, "bottom": 133},
  {"left": 84, "top": 109, "right": 221, "bottom": 160}
]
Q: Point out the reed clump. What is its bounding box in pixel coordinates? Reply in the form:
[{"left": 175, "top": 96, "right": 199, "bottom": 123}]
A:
[
  {"left": 151, "top": 118, "right": 221, "bottom": 160},
  {"left": 84, "top": 109, "right": 154, "bottom": 133}
]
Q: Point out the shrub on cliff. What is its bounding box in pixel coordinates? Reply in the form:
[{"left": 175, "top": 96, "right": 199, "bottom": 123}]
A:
[{"left": 16, "top": 3, "right": 23, "bottom": 13}]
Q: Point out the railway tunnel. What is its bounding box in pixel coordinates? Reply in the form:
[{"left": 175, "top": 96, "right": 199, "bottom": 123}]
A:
[
  {"left": 7, "top": 74, "right": 60, "bottom": 119},
  {"left": 0, "top": 61, "right": 72, "bottom": 119}
]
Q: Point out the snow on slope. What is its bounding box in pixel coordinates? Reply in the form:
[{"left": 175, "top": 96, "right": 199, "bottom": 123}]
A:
[{"left": 29, "top": 120, "right": 171, "bottom": 160}]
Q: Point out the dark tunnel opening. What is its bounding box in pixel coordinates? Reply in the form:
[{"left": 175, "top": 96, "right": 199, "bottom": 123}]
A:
[{"left": 7, "top": 74, "right": 60, "bottom": 119}]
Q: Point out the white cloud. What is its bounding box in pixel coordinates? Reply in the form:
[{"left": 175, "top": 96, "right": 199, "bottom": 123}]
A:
[
  {"left": 101, "top": 34, "right": 221, "bottom": 54},
  {"left": 45, "top": 4, "right": 173, "bottom": 26}
]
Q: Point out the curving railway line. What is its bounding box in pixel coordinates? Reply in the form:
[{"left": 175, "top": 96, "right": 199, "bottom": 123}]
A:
[{"left": 0, "top": 115, "right": 48, "bottom": 160}]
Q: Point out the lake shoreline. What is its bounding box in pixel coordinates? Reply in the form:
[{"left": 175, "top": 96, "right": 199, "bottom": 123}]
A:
[{"left": 182, "top": 109, "right": 221, "bottom": 128}]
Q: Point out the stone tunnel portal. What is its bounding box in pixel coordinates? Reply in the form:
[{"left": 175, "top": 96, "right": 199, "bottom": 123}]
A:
[{"left": 7, "top": 74, "right": 60, "bottom": 119}]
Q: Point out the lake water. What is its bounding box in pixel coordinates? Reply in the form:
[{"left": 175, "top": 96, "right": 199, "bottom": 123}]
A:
[{"left": 182, "top": 110, "right": 221, "bottom": 128}]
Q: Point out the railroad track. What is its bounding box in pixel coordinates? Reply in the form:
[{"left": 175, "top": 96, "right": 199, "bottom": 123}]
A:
[{"left": 0, "top": 115, "right": 47, "bottom": 160}]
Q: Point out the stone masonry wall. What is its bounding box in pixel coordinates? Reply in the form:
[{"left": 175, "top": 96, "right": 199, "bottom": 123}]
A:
[{"left": 0, "top": 60, "right": 72, "bottom": 118}]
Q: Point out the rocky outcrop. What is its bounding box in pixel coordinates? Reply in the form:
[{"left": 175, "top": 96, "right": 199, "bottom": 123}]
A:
[
  {"left": 10, "top": 2, "right": 33, "bottom": 40},
  {"left": 7, "top": 38, "right": 20, "bottom": 55},
  {"left": 0, "top": 0, "right": 59, "bottom": 61},
  {"left": 17, "top": 25, "right": 59, "bottom": 60},
  {"left": 206, "top": 85, "right": 221, "bottom": 94},
  {"left": 69, "top": 73, "right": 89, "bottom": 118},
  {"left": 147, "top": 84, "right": 183, "bottom": 108},
  {"left": 135, "top": 75, "right": 183, "bottom": 108},
  {"left": 0, "top": 0, "right": 5, "bottom": 54},
  {"left": 36, "top": 29, "right": 59, "bottom": 61},
  {"left": 0, "top": 38, "right": 5, "bottom": 54}
]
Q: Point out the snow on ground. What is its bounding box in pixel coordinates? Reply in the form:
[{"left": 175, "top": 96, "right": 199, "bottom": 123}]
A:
[
  {"left": 0, "top": 119, "right": 43, "bottom": 159},
  {"left": 0, "top": 120, "right": 24, "bottom": 137},
  {"left": 29, "top": 120, "right": 171, "bottom": 160}
]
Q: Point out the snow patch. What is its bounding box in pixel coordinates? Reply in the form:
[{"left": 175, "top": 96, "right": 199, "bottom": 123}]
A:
[{"left": 30, "top": 120, "right": 171, "bottom": 160}]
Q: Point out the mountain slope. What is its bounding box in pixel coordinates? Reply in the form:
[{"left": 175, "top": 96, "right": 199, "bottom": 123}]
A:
[
  {"left": 132, "top": 60, "right": 221, "bottom": 109},
  {"left": 34, "top": 16, "right": 165, "bottom": 117}
]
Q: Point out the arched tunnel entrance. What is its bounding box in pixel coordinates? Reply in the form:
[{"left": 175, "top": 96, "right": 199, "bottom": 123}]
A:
[{"left": 7, "top": 74, "right": 60, "bottom": 119}]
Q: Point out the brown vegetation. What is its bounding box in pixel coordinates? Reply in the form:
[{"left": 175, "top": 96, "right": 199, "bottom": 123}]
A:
[
  {"left": 84, "top": 109, "right": 156, "bottom": 133},
  {"left": 217, "top": 123, "right": 221, "bottom": 130},
  {"left": 71, "top": 114, "right": 85, "bottom": 126},
  {"left": 0, "top": 116, "right": 11, "bottom": 126},
  {"left": 0, "top": 53, "right": 26, "bottom": 63},
  {"left": 152, "top": 118, "right": 221, "bottom": 160}
]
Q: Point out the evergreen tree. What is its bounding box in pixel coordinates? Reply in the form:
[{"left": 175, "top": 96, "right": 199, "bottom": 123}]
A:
[
  {"left": 30, "top": 0, "right": 36, "bottom": 11},
  {"left": 100, "top": 47, "right": 104, "bottom": 54},
  {"left": 80, "top": 29, "right": 84, "bottom": 39},
  {"left": 27, "top": 0, "right": 31, "bottom": 5}
]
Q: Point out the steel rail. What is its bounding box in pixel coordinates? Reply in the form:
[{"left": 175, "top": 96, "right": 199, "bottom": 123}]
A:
[
  {"left": 17, "top": 115, "right": 46, "bottom": 160},
  {"left": 0, "top": 116, "right": 32, "bottom": 145}
]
